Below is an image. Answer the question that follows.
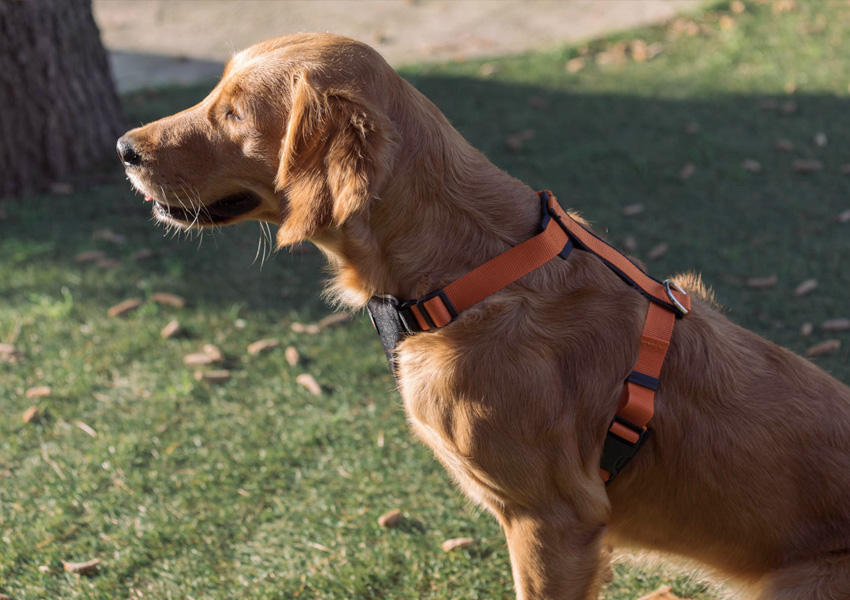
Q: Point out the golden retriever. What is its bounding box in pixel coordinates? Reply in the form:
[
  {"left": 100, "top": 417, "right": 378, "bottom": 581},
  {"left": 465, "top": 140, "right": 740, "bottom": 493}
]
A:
[{"left": 118, "top": 33, "right": 850, "bottom": 600}]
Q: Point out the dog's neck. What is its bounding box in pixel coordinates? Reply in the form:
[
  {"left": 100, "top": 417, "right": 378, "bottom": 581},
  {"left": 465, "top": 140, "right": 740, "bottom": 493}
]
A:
[{"left": 312, "top": 95, "right": 542, "bottom": 308}]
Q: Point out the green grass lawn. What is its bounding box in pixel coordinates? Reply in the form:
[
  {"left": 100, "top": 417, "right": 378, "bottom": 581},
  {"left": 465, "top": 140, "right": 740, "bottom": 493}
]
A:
[{"left": 3, "top": 2, "right": 850, "bottom": 598}]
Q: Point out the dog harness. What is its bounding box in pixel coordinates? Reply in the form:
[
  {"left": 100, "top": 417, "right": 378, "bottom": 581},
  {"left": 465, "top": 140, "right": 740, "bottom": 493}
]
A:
[{"left": 367, "top": 191, "right": 691, "bottom": 484}]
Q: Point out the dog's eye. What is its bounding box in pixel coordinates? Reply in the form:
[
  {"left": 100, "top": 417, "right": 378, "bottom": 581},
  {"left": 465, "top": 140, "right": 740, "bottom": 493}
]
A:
[{"left": 226, "top": 106, "right": 245, "bottom": 123}]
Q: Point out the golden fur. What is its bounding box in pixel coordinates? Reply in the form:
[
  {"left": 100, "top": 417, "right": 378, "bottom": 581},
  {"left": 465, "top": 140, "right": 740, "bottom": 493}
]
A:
[{"left": 119, "top": 34, "right": 850, "bottom": 599}]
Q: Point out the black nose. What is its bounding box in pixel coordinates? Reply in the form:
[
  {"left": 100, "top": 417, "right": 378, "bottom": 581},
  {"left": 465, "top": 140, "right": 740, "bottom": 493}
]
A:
[{"left": 117, "top": 136, "right": 142, "bottom": 167}]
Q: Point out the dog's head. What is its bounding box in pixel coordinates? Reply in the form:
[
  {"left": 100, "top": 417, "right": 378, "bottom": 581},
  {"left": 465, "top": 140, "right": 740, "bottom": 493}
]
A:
[{"left": 118, "top": 33, "right": 399, "bottom": 246}]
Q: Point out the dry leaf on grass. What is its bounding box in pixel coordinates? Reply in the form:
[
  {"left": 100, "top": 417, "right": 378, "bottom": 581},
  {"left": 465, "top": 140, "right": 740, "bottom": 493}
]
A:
[
  {"left": 441, "top": 537, "right": 475, "bottom": 552},
  {"left": 742, "top": 159, "right": 762, "bottom": 173},
  {"left": 746, "top": 275, "right": 778, "bottom": 289},
  {"left": 800, "top": 322, "right": 814, "bottom": 337},
  {"left": 74, "top": 421, "right": 97, "bottom": 438},
  {"left": 505, "top": 130, "right": 536, "bottom": 152},
  {"left": 0, "top": 592, "right": 11, "bottom": 600},
  {"left": 822, "top": 318, "right": 850, "bottom": 332},
  {"left": 74, "top": 250, "right": 106, "bottom": 263},
  {"left": 679, "top": 163, "right": 696, "bottom": 180},
  {"left": 565, "top": 57, "right": 585, "bottom": 73},
  {"left": 247, "top": 339, "right": 280, "bottom": 355},
  {"left": 291, "top": 322, "right": 321, "bottom": 334},
  {"left": 377, "top": 509, "right": 403, "bottom": 528},
  {"left": 296, "top": 374, "right": 322, "bottom": 396},
  {"left": 26, "top": 386, "right": 52, "bottom": 399},
  {"left": 730, "top": 0, "right": 746, "bottom": 13},
  {"left": 0, "top": 343, "right": 23, "bottom": 363},
  {"left": 202, "top": 344, "right": 223, "bottom": 362},
  {"left": 63, "top": 558, "right": 100, "bottom": 576},
  {"left": 793, "top": 159, "right": 823, "bottom": 173},
  {"left": 622, "top": 203, "right": 644, "bottom": 217},
  {"left": 285, "top": 346, "right": 300, "bottom": 367},
  {"left": 183, "top": 353, "right": 216, "bottom": 366},
  {"left": 318, "top": 313, "right": 352, "bottom": 330},
  {"left": 194, "top": 370, "right": 231, "bottom": 383},
  {"left": 151, "top": 292, "right": 185, "bottom": 308},
  {"left": 647, "top": 243, "right": 668, "bottom": 261},
  {"left": 160, "top": 319, "right": 181, "bottom": 339},
  {"left": 23, "top": 406, "right": 40, "bottom": 424},
  {"left": 807, "top": 339, "right": 841, "bottom": 358},
  {"left": 773, "top": 0, "right": 797, "bottom": 14},
  {"left": 108, "top": 298, "right": 142, "bottom": 317},
  {"left": 718, "top": 14, "right": 735, "bottom": 30},
  {"left": 794, "top": 279, "right": 818, "bottom": 296}
]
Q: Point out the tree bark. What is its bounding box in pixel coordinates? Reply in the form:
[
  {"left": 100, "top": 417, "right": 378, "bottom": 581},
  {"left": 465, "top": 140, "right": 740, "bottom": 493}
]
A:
[{"left": 0, "top": 0, "right": 124, "bottom": 199}]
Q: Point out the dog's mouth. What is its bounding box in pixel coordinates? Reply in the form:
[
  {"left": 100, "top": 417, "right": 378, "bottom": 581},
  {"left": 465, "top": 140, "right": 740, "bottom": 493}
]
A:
[{"left": 151, "top": 191, "right": 261, "bottom": 226}]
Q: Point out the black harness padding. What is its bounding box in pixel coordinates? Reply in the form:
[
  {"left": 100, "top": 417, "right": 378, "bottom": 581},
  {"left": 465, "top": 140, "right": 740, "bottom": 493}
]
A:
[{"left": 366, "top": 295, "right": 408, "bottom": 381}]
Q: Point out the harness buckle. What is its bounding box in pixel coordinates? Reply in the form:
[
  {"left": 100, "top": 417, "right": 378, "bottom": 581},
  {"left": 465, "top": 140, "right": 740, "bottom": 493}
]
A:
[
  {"left": 663, "top": 279, "right": 690, "bottom": 316},
  {"left": 600, "top": 415, "right": 651, "bottom": 484},
  {"left": 399, "top": 289, "right": 458, "bottom": 333}
]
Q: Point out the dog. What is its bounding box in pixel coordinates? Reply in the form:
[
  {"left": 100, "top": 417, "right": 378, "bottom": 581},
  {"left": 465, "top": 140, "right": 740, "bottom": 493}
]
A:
[{"left": 118, "top": 33, "right": 850, "bottom": 600}]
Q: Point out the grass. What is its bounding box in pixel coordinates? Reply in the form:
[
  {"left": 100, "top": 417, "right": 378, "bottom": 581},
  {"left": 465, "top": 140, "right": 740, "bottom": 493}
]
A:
[{"left": 2, "top": 1, "right": 850, "bottom": 598}]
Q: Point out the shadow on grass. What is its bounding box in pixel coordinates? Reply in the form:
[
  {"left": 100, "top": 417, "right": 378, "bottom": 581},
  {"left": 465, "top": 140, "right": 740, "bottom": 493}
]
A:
[{"left": 2, "top": 74, "right": 849, "bottom": 376}]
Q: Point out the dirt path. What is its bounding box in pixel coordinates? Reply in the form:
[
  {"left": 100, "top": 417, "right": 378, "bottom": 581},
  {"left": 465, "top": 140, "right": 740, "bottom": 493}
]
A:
[{"left": 93, "top": 0, "right": 701, "bottom": 92}]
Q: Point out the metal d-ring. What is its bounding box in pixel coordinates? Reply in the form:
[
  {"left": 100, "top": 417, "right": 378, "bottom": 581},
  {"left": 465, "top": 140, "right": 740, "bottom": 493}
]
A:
[{"left": 663, "top": 279, "right": 690, "bottom": 316}]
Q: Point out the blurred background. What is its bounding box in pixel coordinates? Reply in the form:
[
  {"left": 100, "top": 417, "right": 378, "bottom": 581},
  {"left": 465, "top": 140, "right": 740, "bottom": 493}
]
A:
[{"left": 2, "top": 2, "right": 849, "bottom": 600}]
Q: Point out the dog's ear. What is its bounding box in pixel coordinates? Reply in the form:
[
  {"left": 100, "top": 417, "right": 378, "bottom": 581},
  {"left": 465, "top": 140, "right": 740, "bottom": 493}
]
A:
[{"left": 276, "top": 74, "right": 398, "bottom": 246}]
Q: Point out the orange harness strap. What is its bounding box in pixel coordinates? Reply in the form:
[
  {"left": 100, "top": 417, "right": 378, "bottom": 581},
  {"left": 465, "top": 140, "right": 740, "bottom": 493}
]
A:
[{"left": 388, "top": 191, "right": 690, "bottom": 484}]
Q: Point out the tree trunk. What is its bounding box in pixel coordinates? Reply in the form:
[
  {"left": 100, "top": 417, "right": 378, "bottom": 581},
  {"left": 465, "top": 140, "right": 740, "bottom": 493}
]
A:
[{"left": 0, "top": 0, "right": 124, "bottom": 199}]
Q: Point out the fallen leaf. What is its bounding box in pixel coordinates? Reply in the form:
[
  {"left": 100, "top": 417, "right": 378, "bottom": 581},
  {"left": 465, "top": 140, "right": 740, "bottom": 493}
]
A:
[
  {"left": 746, "top": 275, "right": 778, "bottom": 289},
  {"left": 63, "top": 558, "right": 100, "bottom": 576},
  {"left": 247, "top": 339, "right": 280, "bottom": 355},
  {"left": 718, "top": 14, "right": 735, "bottom": 29},
  {"left": 648, "top": 242, "right": 668, "bottom": 260},
  {"left": 38, "top": 565, "right": 52, "bottom": 574},
  {"left": 318, "top": 313, "right": 352, "bottom": 330},
  {"left": 679, "top": 163, "right": 696, "bottom": 180},
  {"left": 23, "top": 406, "right": 40, "bottom": 423},
  {"left": 775, "top": 139, "right": 794, "bottom": 151},
  {"left": 800, "top": 322, "right": 814, "bottom": 337},
  {"left": 505, "top": 130, "right": 535, "bottom": 152},
  {"left": 285, "top": 346, "right": 300, "bottom": 367},
  {"left": 202, "top": 344, "right": 223, "bottom": 362},
  {"left": 0, "top": 592, "right": 11, "bottom": 600},
  {"left": 772, "top": 0, "right": 797, "bottom": 13},
  {"left": 108, "top": 298, "right": 142, "bottom": 317},
  {"left": 194, "top": 370, "right": 231, "bottom": 383},
  {"left": 0, "top": 343, "right": 22, "bottom": 363},
  {"left": 793, "top": 159, "right": 823, "bottom": 173},
  {"left": 26, "top": 386, "right": 52, "bottom": 399},
  {"left": 441, "top": 537, "right": 475, "bottom": 552},
  {"left": 528, "top": 96, "right": 549, "bottom": 110},
  {"left": 291, "top": 322, "right": 321, "bottom": 334},
  {"left": 784, "top": 81, "right": 797, "bottom": 95},
  {"left": 742, "top": 159, "right": 762, "bottom": 173},
  {"left": 296, "top": 374, "right": 322, "bottom": 396},
  {"left": 74, "top": 421, "right": 97, "bottom": 438},
  {"left": 378, "top": 509, "right": 403, "bottom": 528},
  {"left": 74, "top": 250, "right": 106, "bottom": 263},
  {"left": 183, "top": 352, "right": 216, "bottom": 366},
  {"left": 730, "top": 0, "right": 746, "bottom": 14},
  {"left": 151, "top": 292, "right": 185, "bottom": 308},
  {"left": 622, "top": 203, "right": 645, "bottom": 216},
  {"left": 807, "top": 339, "right": 841, "bottom": 358},
  {"left": 794, "top": 279, "right": 818, "bottom": 296},
  {"left": 684, "top": 122, "right": 700, "bottom": 135},
  {"left": 160, "top": 319, "right": 181, "bottom": 339},
  {"left": 565, "top": 57, "right": 585, "bottom": 73},
  {"left": 814, "top": 132, "right": 828, "bottom": 147},
  {"left": 478, "top": 62, "right": 498, "bottom": 77},
  {"left": 822, "top": 318, "right": 850, "bottom": 332},
  {"left": 96, "top": 258, "right": 121, "bottom": 269}
]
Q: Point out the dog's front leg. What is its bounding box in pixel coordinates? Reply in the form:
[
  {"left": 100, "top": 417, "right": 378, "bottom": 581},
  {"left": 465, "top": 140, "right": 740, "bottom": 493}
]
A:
[{"left": 502, "top": 504, "right": 606, "bottom": 600}]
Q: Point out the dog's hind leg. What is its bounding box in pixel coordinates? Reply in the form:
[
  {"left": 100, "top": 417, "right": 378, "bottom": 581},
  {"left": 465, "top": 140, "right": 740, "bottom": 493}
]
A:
[
  {"left": 757, "top": 552, "right": 850, "bottom": 600},
  {"left": 501, "top": 503, "right": 606, "bottom": 600}
]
